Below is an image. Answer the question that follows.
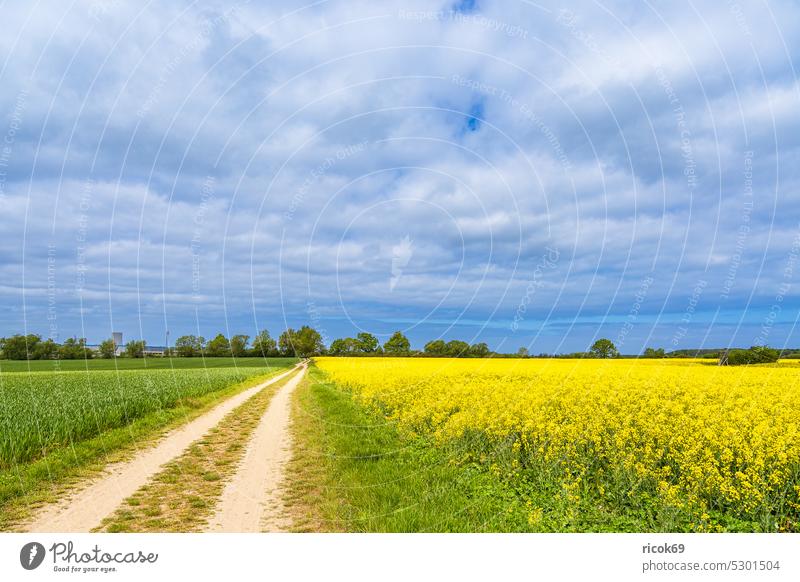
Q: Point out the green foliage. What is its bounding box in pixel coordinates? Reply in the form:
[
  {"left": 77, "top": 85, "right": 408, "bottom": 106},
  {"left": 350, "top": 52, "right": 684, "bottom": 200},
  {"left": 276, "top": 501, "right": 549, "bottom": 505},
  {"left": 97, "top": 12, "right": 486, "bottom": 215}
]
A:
[
  {"left": 33, "top": 339, "right": 59, "bottom": 360},
  {"left": 230, "top": 334, "right": 250, "bottom": 357},
  {"left": 415, "top": 338, "right": 493, "bottom": 358},
  {"left": 328, "top": 333, "right": 381, "bottom": 356},
  {"left": 279, "top": 326, "right": 324, "bottom": 357},
  {"left": 724, "top": 346, "right": 781, "bottom": 366},
  {"left": 174, "top": 335, "right": 205, "bottom": 357},
  {"left": 469, "top": 343, "right": 490, "bottom": 357},
  {"left": 59, "top": 337, "right": 93, "bottom": 360},
  {"left": 424, "top": 339, "right": 447, "bottom": 355},
  {"left": 642, "top": 347, "right": 666, "bottom": 358},
  {"left": 355, "top": 332, "right": 379, "bottom": 353},
  {"left": 383, "top": 331, "right": 411, "bottom": 355},
  {"left": 205, "top": 334, "right": 231, "bottom": 357},
  {"left": 517, "top": 347, "right": 529, "bottom": 358},
  {"left": 0, "top": 334, "right": 42, "bottom": 360},
  {"left": 123, "top": 340, "right": 146, "bottom": 358},
  {"left": 251, "top": 329, "right": 277, "bottom": 357},
  {"left": 445, "top": 340, "right": 470, "bottom": 357},
  {"left": 99, "top": 338, "right": 117, "bottom": 359},
  {"left": 589, "top": 338, "right": 618, "bottom": 358},
  {"left": 329, "top": 338, "right": 357, "bottom": 356}
]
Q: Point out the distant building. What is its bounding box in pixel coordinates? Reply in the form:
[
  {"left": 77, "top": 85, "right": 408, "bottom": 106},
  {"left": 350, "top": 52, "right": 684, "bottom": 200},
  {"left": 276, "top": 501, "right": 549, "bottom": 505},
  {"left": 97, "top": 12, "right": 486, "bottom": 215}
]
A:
[{"left": 112, "top": 332, "right": 123, "bottom": 356}]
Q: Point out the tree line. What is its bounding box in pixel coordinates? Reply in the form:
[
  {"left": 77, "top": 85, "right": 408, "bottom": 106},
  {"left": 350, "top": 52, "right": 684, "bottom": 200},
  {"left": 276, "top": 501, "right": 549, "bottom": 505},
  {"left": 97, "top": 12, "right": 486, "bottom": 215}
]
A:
[
  {"left": 0, "top": 331, "right": 788, "bottom": 365},
  {"left": 0, "top": 328, "right": 495, "bottom": 360},
  {"left": 0, "top": 327, "right": 325, "bottom": 360},
  {"left": 328, "top": 331, "right": 491, "bottom": 358}
]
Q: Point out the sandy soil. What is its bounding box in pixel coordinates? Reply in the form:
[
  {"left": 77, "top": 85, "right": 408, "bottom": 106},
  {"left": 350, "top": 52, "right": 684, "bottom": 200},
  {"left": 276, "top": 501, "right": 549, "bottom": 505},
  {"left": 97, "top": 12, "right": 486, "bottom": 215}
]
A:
[
  {"left": 24, "top": 364, "right": 303, "bottom": 533},
  {"left": 206, "top": 364, "right": 307, "bottom": 532}
]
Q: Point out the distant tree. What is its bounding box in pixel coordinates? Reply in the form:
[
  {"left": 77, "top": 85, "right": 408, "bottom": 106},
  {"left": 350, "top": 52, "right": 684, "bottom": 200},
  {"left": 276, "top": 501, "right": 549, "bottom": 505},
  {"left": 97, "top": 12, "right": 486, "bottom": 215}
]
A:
[
  {"left": 589, "top": 338, "right": 618, "bottom": 359},
  {"left": 724, "top": 345, "right": 780, "bottom": 366},
  {"left": 296, "top": 326, "right": 325, "bottom": 357},
  {"left": 99, "top": 338, "right": 117, "bottom": 359},
  {"left": 59, "top": 337, "right": 93, "bottom": 360},
  {"left": 174, "top": 335, "right": 205, "bottom": 357},
  {"left": 642, "top": 347, "right": 666, "bottom": 358},
  {"left": 355, "top": 332, "right": 379, "bottom": 353},
  {"left": 445, "top": 340, "right": 470, "bottom": 357},
  {"left": 517, "top": 347, "right": 529, "bottom": 358},
  {"left": 278, "top": 329, "right": 297, "bottom": 356},
  {"left": 424, "top": 339, "right": 447, "bottom": 356},
  {"left": 124, "top": 340, "right": 146, "bottom": 358},
  {"left": 251, "top": 330, "right": 277, "bottom": 357},
  {"left": 33, "top": 338, "right": 59, "bottom": 360},
  {"left": 383, "top": 331, "right": 411, "bottom": 355},
  {"left": 329, "top": 338, "right": 356, "bottom": 356},
  {"left": 469, "top": 342, "right": 490, "bottom": 358},
  {"left": 206, "top": 334, "right": 232, "bottom": 357},
  {"left": 328, "top": 338, "right": 345, "bottom": 355},
  {"left": 279, "top": 326, "right": 324, "bottom": 358},
  {"left": 0, "top": 334, "right": 42, "bottom": 360},
  {"left": 230, "top": 334, "right": 250, "bottom": 357}
]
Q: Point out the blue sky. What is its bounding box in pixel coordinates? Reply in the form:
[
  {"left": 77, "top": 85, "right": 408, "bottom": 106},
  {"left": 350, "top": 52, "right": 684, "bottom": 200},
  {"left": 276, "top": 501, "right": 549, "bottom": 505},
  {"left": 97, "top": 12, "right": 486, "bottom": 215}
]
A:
[{"left": 1, "top": 0, "right": 799, "bottom": 353}]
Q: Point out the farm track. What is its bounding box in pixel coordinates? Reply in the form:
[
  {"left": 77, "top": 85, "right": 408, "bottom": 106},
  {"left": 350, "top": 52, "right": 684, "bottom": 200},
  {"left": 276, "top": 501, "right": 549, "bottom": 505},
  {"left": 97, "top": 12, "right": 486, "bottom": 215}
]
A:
[
  {"left": 23, "top": 364, "right": 304, "bottom": 533},
  {"left": 207, "top": 364, "right": 306, "bottom": 532}
]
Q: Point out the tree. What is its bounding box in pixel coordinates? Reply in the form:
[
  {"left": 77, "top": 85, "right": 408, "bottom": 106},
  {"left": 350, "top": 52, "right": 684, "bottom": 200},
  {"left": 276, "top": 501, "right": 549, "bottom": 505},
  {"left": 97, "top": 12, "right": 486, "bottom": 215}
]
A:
[
  {"left": 251, "top": 329, "right": 277, "bottom": 357},
  {"left": 59, "top": 337, "right": 93, "bottom": 360},
  {"left": 278, "top": 329, "right": 297, "bottom": 356},
  {"left": 33, "top": 339, "right": 59, "bottom": 360},
  {"left": 445, "top": 340, "right": 470, "bottom": 357},
  {"left": 295, "top": 326, "right": 325, "bottom": 357},
  {"left": 0, "top": 334, "right": 42, "bottom": 360},
  {"left": 469, "top": 342, "right": 490, "bottom": 357},
  {"left": 517, "top": 347, "right": 529, "bottom": 358},
  {"left": 206, "top": 334, "right": 232, "bottom": 357},
  {"left": 643, "top": 347, "right": 666, "bottom": 358},
  {"left": 174, "top": 335, "right": 204, "bottom": 357},
  {"left": 229, "top": 334, "right": 249, "bottom": 357},
  {"left": 724, "top": 345, "right": 780, "bottom": 366},
  {"left": 124, "top": 340, "right": 146, "bottom": 358},
  {"left": 99, "top": 338, "right": 117, "bottom": 359},
  {"left": 329, "top": 338, "right": 356, "bottom": 356},
  {"left": 590, "top": 338, "right": 618, "bottom": 359},
  {"left": 279, "top": 326, "right": 324, "bottom": 357},
  {"left": 383, "top": 331, "right": 410, "bottom": 355},
  {"left": 424, "top": 339, "right": 447, "bottom": 356},
  {"left": 355, "top": 332, "right": 379, "bottom": 353}
]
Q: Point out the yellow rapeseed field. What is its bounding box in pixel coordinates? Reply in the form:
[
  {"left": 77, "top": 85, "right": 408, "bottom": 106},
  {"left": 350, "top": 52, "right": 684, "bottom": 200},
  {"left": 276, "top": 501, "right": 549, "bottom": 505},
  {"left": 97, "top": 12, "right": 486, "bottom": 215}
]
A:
[{"left": 315, "top": 357, "right": 800, "bottom": 531}]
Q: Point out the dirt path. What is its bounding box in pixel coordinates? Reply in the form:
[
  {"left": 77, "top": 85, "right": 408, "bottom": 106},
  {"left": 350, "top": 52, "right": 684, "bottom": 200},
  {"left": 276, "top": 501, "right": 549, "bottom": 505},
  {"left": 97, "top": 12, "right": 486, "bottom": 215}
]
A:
[
  {"left": 24, "top": 365, "right": 303, "bottom": 533},
  {"left": 206, "top": 365, "right": 306, "bottom": 532}
]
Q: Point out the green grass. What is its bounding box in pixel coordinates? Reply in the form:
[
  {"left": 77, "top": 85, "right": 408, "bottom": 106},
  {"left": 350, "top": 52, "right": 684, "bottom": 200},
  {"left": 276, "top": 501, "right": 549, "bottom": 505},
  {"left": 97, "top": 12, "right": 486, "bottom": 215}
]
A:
[
  {"left": 286, "top": 366, "right": 538, "bottom": 532},
  {"left": 287, "top": 365, "right": 685, "bottom": 532},
  {"left": 0, "top": 363, "right": 297, "bottom": 530},
  {"left": 0, "top": 357, "right": 297, "bottom": 373}
]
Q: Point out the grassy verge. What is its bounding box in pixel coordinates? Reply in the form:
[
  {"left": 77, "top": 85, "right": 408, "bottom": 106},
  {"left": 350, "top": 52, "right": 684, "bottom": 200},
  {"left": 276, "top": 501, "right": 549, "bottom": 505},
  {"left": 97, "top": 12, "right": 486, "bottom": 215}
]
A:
[
  {"left": 284, "top": 366, "right": 537, "bottom": 532},
  {"left": 97, "top": 370, "right": 299, "bottom": 532},
  {"left": 0, "top": 364, "right": 296, "bottom": 531}
]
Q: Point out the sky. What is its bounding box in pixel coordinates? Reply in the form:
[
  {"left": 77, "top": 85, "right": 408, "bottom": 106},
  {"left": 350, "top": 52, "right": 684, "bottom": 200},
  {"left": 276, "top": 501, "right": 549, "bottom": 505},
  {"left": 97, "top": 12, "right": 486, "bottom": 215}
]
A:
[{"left": 1, "top": 0, "right": 799, "bottom": 354}]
